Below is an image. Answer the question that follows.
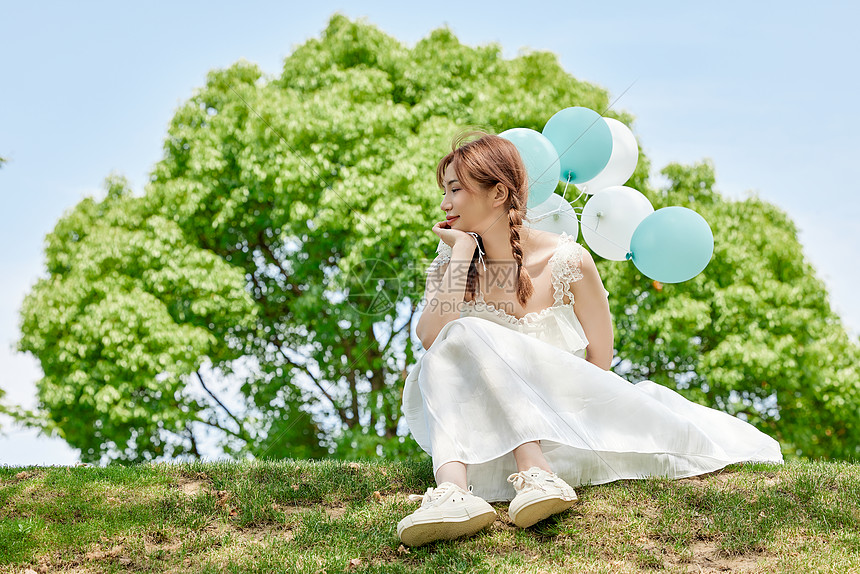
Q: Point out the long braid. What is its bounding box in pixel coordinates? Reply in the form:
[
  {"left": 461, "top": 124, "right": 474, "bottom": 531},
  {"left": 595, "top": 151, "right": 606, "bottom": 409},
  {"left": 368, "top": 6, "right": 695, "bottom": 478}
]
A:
[
  {"left": 466, "top": 243, "right": 481, "bottom": 302},
  {"left": 508, "top": 190, "right": 534, "bottom": 307}
]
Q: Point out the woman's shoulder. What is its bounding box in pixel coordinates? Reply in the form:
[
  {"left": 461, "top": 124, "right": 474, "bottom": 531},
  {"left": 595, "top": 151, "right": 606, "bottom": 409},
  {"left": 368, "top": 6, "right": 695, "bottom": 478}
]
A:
[
  {"left": 524, "top": 228, "right": 567, "bottom": 254},
  {"left": 527, "top": 228, "right": 582, "bottom": 261}
]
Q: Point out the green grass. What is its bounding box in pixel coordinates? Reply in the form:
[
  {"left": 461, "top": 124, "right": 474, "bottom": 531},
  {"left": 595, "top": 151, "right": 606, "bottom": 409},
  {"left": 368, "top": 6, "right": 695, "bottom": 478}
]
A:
[{"left": 1, "top": 459, "right": 858, "bottom": 573}]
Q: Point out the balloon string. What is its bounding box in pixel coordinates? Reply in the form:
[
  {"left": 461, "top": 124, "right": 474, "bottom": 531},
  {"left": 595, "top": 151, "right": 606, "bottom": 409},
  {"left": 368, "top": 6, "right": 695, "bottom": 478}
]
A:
[
  {"left": 529, "top": 198, "right": 634, "bottom": 257},
  {"left": 531, "top": 173, "right": 585, "bottom": 224},
  {"left": 560, "top": 173, "right": 571, "bottom": 199},
  {"left": 560, "top": 172, "right": 586, "bottom": 205}
]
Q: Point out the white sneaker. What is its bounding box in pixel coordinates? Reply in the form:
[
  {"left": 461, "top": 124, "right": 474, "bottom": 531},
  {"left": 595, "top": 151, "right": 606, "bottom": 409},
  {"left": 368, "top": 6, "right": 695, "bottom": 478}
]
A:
[
  {"left": 507, "top": 466, "right": 578, "bottom": 528},
  {"left": 397, "top": 482, "right": 497, "bottom": 546}
]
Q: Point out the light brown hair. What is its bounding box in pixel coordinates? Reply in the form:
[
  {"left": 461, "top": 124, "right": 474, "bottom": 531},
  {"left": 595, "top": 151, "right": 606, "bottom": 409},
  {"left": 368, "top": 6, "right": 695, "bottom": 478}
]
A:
[{"left": 436, "top": 130, "right": 535, "bottom": 306}]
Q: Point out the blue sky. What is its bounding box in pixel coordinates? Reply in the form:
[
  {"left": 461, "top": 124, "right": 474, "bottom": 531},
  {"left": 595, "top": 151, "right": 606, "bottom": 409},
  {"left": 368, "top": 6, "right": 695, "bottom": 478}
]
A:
[{"left": 2, "top": 1, "right": 858, "bottom": 465}]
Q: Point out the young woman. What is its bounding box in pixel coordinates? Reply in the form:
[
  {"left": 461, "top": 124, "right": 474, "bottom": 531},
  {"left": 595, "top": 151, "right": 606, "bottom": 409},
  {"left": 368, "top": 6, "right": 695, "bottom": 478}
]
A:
[{"left": 398, "top": 132, "right": 782, "bottom": 547}]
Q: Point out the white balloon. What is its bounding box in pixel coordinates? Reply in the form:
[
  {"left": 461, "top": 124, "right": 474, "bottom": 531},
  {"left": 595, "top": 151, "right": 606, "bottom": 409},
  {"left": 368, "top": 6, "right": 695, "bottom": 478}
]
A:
[
  {"left": 580, "top": 186, "right": 653, "bottom": 260},
  {"left": 524, "top": 192, "right": 579, "bottom": 240},
  {"left": 575, "top": 118, "right": 639, "bottom": 195}
]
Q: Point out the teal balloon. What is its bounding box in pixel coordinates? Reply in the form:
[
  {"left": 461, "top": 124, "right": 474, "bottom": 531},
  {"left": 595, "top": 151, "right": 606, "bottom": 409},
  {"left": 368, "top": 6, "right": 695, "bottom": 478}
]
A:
[
  {"left": 542, "top": 107, "right": 613, "bottom": 183},
  {"left": 629, "top": 207, "right": 714, "bottom": 283},
  {"left": 498, "top": 127, "right": 560, "bottom": 208}
]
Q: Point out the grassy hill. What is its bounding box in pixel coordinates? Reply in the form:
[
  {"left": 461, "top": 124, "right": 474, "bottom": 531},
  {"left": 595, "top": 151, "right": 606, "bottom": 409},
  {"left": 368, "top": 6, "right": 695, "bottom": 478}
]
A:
[{"left": 1, "top": 459, "right": 858, "bottom": 573}]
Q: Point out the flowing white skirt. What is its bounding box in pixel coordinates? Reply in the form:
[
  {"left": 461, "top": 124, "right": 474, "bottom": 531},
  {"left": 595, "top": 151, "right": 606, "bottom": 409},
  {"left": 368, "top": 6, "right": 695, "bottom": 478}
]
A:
[{"left": 402, "top": 317, "right": 784, "bottom": 502}]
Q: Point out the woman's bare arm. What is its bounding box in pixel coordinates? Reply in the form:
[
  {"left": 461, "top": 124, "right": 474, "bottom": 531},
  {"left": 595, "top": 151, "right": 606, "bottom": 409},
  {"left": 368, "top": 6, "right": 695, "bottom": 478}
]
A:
[
  {"left": 416, "top": 240, "right": 476, "bottom": 350},
  {"left": 572, "top": 249, "right": 614, "bottom": 370}
]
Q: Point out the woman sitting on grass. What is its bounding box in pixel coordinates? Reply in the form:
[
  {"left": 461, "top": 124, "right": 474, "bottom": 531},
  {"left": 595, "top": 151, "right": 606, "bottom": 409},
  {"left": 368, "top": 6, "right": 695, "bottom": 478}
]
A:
[{"left": 397, "top": 132, "right": 783, "bottom": 547}]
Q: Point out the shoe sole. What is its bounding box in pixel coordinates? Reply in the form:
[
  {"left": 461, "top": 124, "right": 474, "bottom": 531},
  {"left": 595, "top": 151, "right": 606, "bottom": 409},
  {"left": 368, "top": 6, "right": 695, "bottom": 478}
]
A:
[
  {"left": 510, "top": 496, "right": 577, "bottom": 528},
  {"left": 398, "top": 509, "right": 497, "bottom": 546}
]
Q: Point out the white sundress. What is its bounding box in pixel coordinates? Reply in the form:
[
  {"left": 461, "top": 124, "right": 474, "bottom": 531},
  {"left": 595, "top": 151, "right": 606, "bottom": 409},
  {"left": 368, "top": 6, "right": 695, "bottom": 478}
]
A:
[{"left": 401, "top": 231, "right": 784, "bottom": 503}]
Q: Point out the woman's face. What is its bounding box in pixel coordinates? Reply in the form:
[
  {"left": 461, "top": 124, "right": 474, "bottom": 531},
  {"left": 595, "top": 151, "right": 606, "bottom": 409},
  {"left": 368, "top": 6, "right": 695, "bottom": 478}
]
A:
[{"left": 440, "top": 161, "right": 495, "bottom": 233}]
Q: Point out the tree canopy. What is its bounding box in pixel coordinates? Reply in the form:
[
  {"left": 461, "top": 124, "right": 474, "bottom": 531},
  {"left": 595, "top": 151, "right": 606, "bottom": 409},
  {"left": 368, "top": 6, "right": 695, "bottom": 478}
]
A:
[{"left": 17, "top": 14, "right": 860, "bottom": 462}]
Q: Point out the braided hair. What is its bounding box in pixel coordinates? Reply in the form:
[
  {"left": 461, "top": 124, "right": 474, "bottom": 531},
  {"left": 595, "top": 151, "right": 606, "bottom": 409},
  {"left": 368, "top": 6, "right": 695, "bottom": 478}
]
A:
[{"left": 435, "top": 130, "right": 535, "bottom": 307}]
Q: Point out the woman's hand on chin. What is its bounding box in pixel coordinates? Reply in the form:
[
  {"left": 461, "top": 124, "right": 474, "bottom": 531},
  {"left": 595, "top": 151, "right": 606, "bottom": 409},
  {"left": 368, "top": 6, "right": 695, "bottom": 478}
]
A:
[{"left": 432, "top": 219, "right": 474, "bottom": 249}]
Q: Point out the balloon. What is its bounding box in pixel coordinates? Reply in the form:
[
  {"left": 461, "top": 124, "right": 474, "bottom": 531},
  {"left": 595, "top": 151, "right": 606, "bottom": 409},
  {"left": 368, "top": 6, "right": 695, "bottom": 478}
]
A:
[
  {"left": 580, "top": 186, "right": 653, "bottom": 260},
  {"left": 575, "top": 118, "right": 639, "bottom": 195},
  {"left": 542, "top": 107, "right": 612, "bottom": 184},
  {"left": 524, "top": 192, "right": 578, "bottom": 240},
  {"left": 629, "top": 207, "right": 714, "bottom": 283},
  {"left": 499, "top": 128, "right": 561, "bottom": 209}
]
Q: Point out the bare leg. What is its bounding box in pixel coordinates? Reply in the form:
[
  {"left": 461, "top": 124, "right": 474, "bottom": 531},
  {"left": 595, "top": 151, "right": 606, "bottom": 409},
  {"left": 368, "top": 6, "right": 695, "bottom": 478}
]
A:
[
  {"left": 435, "top": 440, "right": 550, "bottom": 490},
  {"left": 435, "top": 461, "right": 468, "bottom": 490},
  {"left": 513, "top": 440, "right": 551, "bottom": 472}
]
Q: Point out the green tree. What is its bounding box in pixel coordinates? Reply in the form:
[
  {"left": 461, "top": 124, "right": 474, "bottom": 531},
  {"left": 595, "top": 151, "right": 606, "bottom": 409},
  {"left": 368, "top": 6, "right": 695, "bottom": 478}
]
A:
[
  {"left": 18, "top": 176, "right": 262, "bottom": 461},
  {"left": 19, "top": 15, "right": 612, "bottom": 462},
  {"left": 17, "top": 14, "right": 860, "bottom": 462}
]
